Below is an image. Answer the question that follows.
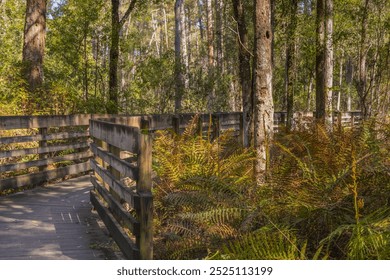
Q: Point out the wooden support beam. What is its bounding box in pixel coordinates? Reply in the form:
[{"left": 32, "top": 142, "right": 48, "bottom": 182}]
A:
[
  {"left": 89, "top": 120, "right": 139, "bottom": 153},
  {"left": 91, "top": 176, "right": 140, "bottom": 236},
  {"left": 0, "top": 151, "right": 92, "bottom": 172},
  {"left": 0, "top": 162, "right": 90, "bottom": 191},
  {"left": 137, "top": 119, "right": 153, "bottom": 260},
  {"left": 90, "top": 190, "right": 140, "bottom": 260},
  {"left": 0, "top": 131, "right": 90, "bottom": 145},
  {"left": 0, "top": 142, "right": 89, "bottom": 159},
  {"left": 90, "top": 143, "right": 138, "bottom": 180},
  {"left": 90, "top": 159, "right": 139, "bottom": 209}
]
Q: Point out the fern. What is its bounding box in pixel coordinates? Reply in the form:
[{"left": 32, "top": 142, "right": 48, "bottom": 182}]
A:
[{"left": 219, "top": 226, "right": 325, "bottom": 260}]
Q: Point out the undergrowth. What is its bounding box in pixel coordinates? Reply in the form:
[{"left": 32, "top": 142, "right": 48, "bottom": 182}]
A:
[{"left": 152, "top": 116, "right": 390, "bottom": 259}]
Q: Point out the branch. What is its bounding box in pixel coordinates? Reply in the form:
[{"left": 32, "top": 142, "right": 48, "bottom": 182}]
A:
[{"left": 119, "top": 0, "right": 137, "bottom": 28}]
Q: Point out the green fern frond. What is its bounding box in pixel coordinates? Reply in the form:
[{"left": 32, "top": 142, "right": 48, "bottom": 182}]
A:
[
  {"left": 221, "top": 227, "right": 313, "bottom": 260},
  {"left": 178, "top": 208, "right": 246, "bottom": 225}
]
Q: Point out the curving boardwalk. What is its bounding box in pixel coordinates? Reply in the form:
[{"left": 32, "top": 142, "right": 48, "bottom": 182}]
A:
[{"left": 0, "top": 176, "right": 116, "bottom": 260}]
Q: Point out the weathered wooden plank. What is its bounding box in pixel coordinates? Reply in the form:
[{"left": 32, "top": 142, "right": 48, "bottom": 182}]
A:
[
  {"left": 0, "top": 151, "right": 92, "bottom": 172},
  {"left": 89, "top": 120, "right": 139, "bottom": 153},
  {"left": 0, "top": 115, "right": 92, "bottom": 130},
  {"left": 97, "top": 116, "right": 142, "bottom": 128},
  {"left": 137, "top": 120, "right": 153, "bottom": 193},
  {"left": 91, "top": 176, "right": 140, "bottom": 236},
  {"left": 90, "top": 159, "right": 138, "bottom": 209},
  {"left": 0, "top": 162, "right": 90, "bottom": 191},
  {"left": 0, "top": 142, "right": 89, "bottom": 159},
  {"left": 0, "top": 131, "right": 90, "bottom": 145},
  {"left": 90, "top": 142, "right": 138, "bottom": 181},
  {"left": 138, "top": 193, "right": 153, "bottom": 260},
  {"left": 90, "top": 190, "right": 140, "bottom": 259},
  {"left": 136, "top": 120, "right": 153, "bottom": 260}
]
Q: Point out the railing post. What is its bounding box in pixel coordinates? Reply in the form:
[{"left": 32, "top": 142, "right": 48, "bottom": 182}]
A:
[
  {"left": 197, "top": 114, "right": 203, "bottom": 136},
  {"left": 172, "top": 115, "right": 180, "bottom": 135},
  {"left": 137, "top": 118, "right": 153, "bottom": 260},
  {"left": 38, "top": 127, "right": 48, "bottom": 172},
  {"left": 212, "top": 114, "right": 221, "bottom": 140}
]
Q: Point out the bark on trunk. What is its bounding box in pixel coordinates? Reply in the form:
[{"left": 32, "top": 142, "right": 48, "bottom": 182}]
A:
[
  {"left": 206, "top": 0, "right": 215, "bottom": 111},
  {"left": 108, "top": 0, "right": 120, "bottom": 114},
  {"left": 324, "top": 0, "right": 334, "bottom": 129},
  {"left": 285, "top": 0, "right": 298, "bottom": 131},
  {"left": 358, "top": 0, "right": 370, "bottom": 118},
  {"left": 22, "top": 0, "right": 46, "bottom": 95},
  {"left": 253, "top": 0, "right": 274, "bottom": 185},
  {"left": 174, "top": 0, "right": 185, "bottom": 113},
  {"left": 108, "top": 0, "right": 136, "bottom": 114},
  {"left": 232, "top": 0, "right": 252, "bottom": 147},
  {"left": 315, "top": 0, "right": 326, "bottom": 122}
]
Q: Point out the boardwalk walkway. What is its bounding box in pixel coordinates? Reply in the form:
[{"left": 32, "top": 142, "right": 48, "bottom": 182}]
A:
[{"left": 0, "top": 176, "right": 119, "bottom": 260}]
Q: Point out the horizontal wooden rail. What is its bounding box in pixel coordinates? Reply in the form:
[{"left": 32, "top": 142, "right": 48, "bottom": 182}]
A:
[
  {"left": 90, "top": 159, "right": 139, "bottom": 209},
  {"left": 90, "top": 143, "right": 138, "bottom": 181},
  {"left": 89, "top": 120, "right": 140, "bottom": 153},
  {"left": 89, "top": 118, "right": 153, "bottom": 260},
  {"left": 90, "top": 189, "right": 140, "bottom": 260},
  {"left": 0, "top": 131, "right": 90, "bottom": 145},
  {"left": 0, "top": 162, "right": 90, "bottom": 191},
  {"left": 0, "top": 114, "right": 101, "bottom": 192},
  {"left": 0, "top": 151, "right": 92, "bottom": 173},
  {"left": 0, "top": 142, "right": 89, "bottom": 159}
]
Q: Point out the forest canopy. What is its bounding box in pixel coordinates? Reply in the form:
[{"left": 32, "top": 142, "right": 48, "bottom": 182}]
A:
[{"left": 0, "top": 0, "right": 388, "bottom": 116}]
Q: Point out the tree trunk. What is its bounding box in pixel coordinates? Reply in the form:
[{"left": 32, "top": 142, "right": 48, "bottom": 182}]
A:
[
  {"left": 232, "top": 0, "right": 252, "bottom": 147},
  {"left": 285, "top": 0, "right": 298, "bottom": 131},
  {"left": 206, "top": 0, "right": 215, "bottom": 111},
  {"left": 346, "top": 56, "right": 353, "bottom": 111},
  {"left": 108, "top": 0, "right": 120, "bottom": 114},
  {"left": 336, "top": 51, "right": 343, "bottom": 112},
  {"left": 315, "top": 0, "right": 326, "bottom": 122},
  {"left": 324, "top": 0, "right": 334, "bottom": 129},
  {"left": 206, "top": 0, "right": 214, "bottom": 68},
  {"left": 358, "top": 0, "right": 369, "bottom": 119},
  {"left": 108, "top": 0, "right": 136, "bottom": 114},
  {"left": 22, "top": 0, "right": 46, "bottom": 108},
  {"left": 253, "top": 0, "right": 274, "bottom": 185},
  {"left": 174, "top": 0, "right": 185, "bottom": 113},
  {"left": 215, "top": 0, "right": 224, "bottom": 72}
]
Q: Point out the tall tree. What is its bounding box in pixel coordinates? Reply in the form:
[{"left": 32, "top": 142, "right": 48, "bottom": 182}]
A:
[
  {"left": 174, "top": 0, "right": 185, "bottom": 113},
  {"left": 315, "top": 0, "right": 333, "bottom": 128},
  {"left": 108, "top": 0, "right": 136, "bottom": 114},
  {"left": 324, "top": 0, "right": 333, "bottom": 127},
  {"left": 358, "top": 0, "right": 370, "bottom": 118},
  {"left": 253, "top": 0, "right": 274, "bottom": 185},
  {"left": 285, "top": 0, "right": 298, "bottom": 131},
  {"left": 22, "top": 0, "right": 46, "bottom": 101},
  {"left": 232, "top": 0, "right": 252, "bottom": 147},
  {"left": 206, "top": 0, "right": 215, "bottom": 111}
]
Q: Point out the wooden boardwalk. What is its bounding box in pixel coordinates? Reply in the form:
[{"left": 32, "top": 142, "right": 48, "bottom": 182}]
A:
[{"left": 0, "top": 176, "right": 119, "bottom": 260}]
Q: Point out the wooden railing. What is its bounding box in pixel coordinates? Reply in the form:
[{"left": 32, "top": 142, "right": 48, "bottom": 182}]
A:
[
  {"left": 89, "top": 116, "right": 153, "bottom": 260},
  {"left": 1, "top": 111, "right": 363, "bottom": 259},
  {"left": 0, "top": 115, "right": 99, "bottom": 192}
]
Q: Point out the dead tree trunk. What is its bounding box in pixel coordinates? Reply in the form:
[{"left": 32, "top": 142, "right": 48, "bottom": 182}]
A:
[{"left": 253, "top": 0, "right": 274, "bottom": 185}]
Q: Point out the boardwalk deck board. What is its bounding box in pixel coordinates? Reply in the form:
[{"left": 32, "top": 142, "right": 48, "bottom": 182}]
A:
[{"left": 0, "top": 176, "right": 119, "bottom": 260}]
